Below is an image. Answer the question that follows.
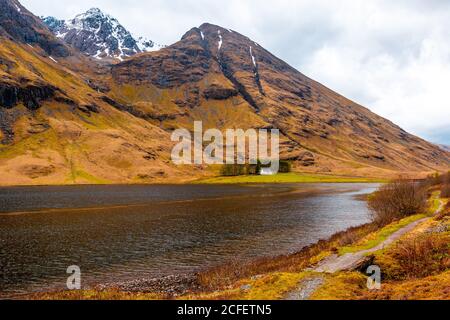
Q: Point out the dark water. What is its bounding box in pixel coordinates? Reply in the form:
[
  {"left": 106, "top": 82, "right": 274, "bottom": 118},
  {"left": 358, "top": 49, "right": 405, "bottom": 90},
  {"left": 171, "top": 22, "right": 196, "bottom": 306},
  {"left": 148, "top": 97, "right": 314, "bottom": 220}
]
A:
[{"left": 0, "top": 183, "right": 378, "bottom": 298}]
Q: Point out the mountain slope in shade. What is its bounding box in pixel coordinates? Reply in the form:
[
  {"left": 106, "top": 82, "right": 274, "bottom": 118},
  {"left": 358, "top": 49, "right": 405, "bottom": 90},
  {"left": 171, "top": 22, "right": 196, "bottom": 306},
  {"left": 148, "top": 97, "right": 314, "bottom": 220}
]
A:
[
  {"left": 109, "top": 23, "right": 450, "bottom": 176},
  {"left": 42, "top": 8, "right": 162, "bottom": 61}
]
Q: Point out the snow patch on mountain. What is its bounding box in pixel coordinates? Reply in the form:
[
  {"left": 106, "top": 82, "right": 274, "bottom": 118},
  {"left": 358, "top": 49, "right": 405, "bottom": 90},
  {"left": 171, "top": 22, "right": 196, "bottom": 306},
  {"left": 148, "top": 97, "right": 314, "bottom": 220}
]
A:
[
  {"left": 249, "top": 46, "right": 256, "bottom": 67},
  {"left": 217, "top": 30, "right": 223, "bottom": 51}
]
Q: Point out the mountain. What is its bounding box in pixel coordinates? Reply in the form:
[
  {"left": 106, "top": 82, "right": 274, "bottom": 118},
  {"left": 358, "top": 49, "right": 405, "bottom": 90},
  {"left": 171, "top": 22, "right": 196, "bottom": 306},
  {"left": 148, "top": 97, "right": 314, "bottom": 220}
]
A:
[
  {"left": 0, "top": 1, "right": 449, "bottom": 185},
  {"left": 0, "top": 0, "right": 192, "bottom": 185},
  {"left": 439, "top": 144, "right": 450, "bottom": 152},
  {"left": 0, "top": 0, "right": 69, "bottom": 57},
  {"left": 42, "top": 8, "right": 162, "bottom": 61},
  {"left": 108, "top": 23, "right": 450, "bottom": 176}
]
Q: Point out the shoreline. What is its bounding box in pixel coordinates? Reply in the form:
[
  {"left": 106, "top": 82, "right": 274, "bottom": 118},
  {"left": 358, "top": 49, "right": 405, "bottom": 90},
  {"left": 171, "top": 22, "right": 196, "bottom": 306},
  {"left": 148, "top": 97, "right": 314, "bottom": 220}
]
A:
[
  {"left": 0, "top": 173, "right": 387, "bottom": 188},
  {"left": 26, "top": 219, "right": 379, "bottom": 300}
]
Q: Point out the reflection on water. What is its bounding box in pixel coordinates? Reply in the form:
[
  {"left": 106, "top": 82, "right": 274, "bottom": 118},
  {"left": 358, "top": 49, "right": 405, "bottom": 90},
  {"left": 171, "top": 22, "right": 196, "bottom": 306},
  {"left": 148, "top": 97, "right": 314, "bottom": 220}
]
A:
[{"left": 0, "top": 183, "right": 378, "bottom": 298}]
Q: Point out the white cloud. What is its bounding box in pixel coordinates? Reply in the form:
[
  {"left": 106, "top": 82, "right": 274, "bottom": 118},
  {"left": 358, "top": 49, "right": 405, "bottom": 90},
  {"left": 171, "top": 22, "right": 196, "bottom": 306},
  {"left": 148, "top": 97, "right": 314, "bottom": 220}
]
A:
[{"left": 19, "top": 0, "right": 450, "bottom": 144}]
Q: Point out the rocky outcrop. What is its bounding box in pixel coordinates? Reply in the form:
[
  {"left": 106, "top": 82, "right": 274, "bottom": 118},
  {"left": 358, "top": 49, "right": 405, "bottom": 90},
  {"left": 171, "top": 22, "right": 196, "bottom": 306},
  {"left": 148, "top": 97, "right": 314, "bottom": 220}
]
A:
[
  {"left": 173, "top": 86, "right": 200, "bottom": 108},
  {"left": 203, "top": 84, "right": 238, "bottom": 100},
  {"left": 0, "top": 83, "right": 57, "bottom": 109},
  {"left": 20, "top": 164, "right": 55, "bottom": 179},
  {"left": 0, "top": 107, "right": 23, "bottom": 144},
  {"left": 112, "top": 41, "right": 211, "bottom": 88},
  {"left": 283, "top": 151, "right": 316, "bottom": 167}
]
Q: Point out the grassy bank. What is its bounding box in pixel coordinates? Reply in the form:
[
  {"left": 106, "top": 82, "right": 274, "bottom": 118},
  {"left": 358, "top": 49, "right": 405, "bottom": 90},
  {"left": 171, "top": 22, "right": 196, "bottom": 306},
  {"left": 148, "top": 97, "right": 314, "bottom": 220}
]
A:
[
  {"left": 338, "top": 213, "right": 428, "bottom": 254},
  {"left": 194, "top": 172, "right": 386, "bottom": 184}
]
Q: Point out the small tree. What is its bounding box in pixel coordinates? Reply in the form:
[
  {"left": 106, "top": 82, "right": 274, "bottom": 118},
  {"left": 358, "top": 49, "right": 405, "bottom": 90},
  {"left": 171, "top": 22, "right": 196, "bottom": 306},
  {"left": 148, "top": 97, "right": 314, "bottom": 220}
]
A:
[
  {"left": 220, "top": 164, "right": 246, "bottom": 176},
  {"left": 279, "top": 161, "right": 292, "bottom": 173},
  {"left": 368, "top": 180, "right": 427, "bottom": 226}
]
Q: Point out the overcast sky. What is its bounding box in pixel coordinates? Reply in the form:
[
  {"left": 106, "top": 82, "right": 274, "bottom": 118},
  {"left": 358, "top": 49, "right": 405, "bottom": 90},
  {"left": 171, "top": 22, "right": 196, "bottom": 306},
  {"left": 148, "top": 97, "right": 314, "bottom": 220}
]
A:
[{"left": 21, "top": 0, "right": 450, "bottom": 144}]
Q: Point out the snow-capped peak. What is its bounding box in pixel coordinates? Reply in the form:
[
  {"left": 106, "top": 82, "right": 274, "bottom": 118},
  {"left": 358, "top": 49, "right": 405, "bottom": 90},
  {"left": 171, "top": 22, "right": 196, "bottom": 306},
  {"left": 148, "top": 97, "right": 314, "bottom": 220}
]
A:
[{"left": 42, "top": 8, "right": 162, "bottom": 61}]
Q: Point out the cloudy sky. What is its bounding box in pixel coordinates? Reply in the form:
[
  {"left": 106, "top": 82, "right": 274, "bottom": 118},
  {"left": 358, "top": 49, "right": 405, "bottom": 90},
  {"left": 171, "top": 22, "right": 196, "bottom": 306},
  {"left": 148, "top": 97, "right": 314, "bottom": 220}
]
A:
[{"left": 21, "top": 0, "right": 450, "bottom": 144}]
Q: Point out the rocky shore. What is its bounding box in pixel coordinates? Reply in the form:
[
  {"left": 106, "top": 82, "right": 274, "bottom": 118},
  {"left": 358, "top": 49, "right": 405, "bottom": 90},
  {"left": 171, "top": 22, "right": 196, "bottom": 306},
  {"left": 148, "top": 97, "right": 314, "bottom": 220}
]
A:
[{"left": 96, "top": 274, "right": 202, "bottom": 297}]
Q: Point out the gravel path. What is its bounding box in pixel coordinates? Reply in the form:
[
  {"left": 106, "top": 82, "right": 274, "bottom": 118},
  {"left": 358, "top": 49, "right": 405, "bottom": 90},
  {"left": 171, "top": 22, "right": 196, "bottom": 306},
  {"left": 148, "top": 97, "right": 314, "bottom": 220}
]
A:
[
  {"left": 284, "top": 276, "right": 324, "bottom": 300},
  {"left": 285, "top": 199, "right": 444, "bottom": 300},
  {"left": 314, "top": 217, "right": 429, "bottom": 273}
]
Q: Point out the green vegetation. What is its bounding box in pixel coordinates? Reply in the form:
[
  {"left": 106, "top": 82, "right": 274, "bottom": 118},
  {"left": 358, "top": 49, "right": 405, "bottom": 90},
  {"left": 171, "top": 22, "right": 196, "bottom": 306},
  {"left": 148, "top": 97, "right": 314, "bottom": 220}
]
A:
[
  {"left": 310, "top": 272, "right": 367, "bottom": 300},
  {"left": 362, "top": 271, "right": 450, "bottom": 300},
  {"left": 71, "top": 169, "right": 111, "bottom": 185},
  {"left": 185, "top": 272, "right": 310, "bottom": 300},
  {"left": 338, "top": 213, "right": 427, "bottom": 255},
  {"left": 428, "top": 193, "right": 442, "bottom": 214},
  {"left": 0, "top": 127, "right": 61, "bottom": 160},
  {"left": 220, "top": 160, "right": 292, "bottom": 177},
  {"left": 196, "top": 172, "right": 385, "bottom": 184},
  {"left": 340, "top": 188, "right": 442, "bottom": 255}
]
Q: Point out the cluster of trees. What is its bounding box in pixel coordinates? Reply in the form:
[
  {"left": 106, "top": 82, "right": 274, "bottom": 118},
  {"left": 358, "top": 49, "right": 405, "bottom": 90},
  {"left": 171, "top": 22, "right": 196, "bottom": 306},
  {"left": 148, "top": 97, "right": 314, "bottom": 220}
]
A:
[
  {"left": 432, "top": 172, "right": 450, "bottom": 198},
  {"left": 220, "top": 161, "right": 291, "bottom": 177},
  {"left": 368, "top": 171, "right": 450, "bottom": 226}
]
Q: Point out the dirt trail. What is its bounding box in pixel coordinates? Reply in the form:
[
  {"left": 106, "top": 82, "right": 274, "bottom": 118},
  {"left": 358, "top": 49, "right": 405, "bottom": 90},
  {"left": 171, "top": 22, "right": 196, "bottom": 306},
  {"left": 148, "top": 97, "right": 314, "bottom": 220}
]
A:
[
  {"left": 284, "top": 276, "right": 324, "bottom": 300},
  {"left": 285, "top": 199, "right": 444, "bottom": 300},
  {"left": 314, "top": 217, "right": 429, "bottom": 273}
]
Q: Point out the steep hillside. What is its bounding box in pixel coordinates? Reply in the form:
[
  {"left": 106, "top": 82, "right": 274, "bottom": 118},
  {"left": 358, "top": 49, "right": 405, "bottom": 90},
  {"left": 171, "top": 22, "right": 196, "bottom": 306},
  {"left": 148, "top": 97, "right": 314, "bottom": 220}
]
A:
[
  {"left": 108, "top": 23, "right": 450, "bottom": 177},
  {"left": 0, "top": 0, "right": 194, "bottom": 185}
]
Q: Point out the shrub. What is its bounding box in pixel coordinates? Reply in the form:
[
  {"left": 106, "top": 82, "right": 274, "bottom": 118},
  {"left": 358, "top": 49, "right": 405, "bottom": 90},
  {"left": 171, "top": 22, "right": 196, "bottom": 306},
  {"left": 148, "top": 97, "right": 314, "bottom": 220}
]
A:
[
  {"left": 441, "top": 172, "right": 450, "bottom": 198},
  {"left": 279, "top": 161, "right": 292, "bottom": 173},
  {"left": 437, "top": 201, "right": 450, "bottom": 220},
  {"left": 368, "top": 180, "right": 427, "bottom": 226},
  {"left": 389, "top": 233, "right": 450, "bottom": 279},
  {"left": 221, "top": 164, "right": 246, "bottom": 176}
]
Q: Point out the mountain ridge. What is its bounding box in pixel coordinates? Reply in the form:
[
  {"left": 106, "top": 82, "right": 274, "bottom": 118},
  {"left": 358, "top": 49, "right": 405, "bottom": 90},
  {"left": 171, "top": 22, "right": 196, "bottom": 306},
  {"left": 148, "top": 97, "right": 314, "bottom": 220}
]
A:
[{"left": 42, "top": 8, "right": 164, "bottom": 61}]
